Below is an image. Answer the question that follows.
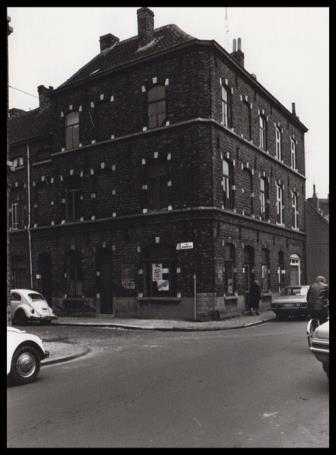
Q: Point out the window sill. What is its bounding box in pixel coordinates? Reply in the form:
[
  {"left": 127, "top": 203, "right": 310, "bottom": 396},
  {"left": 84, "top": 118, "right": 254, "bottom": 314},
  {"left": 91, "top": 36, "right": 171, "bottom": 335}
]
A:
[{"left": 138, "top": 296, "right": 181, "bottom": 303}]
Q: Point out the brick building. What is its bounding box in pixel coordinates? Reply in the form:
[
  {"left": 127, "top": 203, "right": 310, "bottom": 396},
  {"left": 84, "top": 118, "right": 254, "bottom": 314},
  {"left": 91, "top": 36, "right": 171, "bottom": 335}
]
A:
[
  {"left": 8, "top": 8, "right": 308, "bottom": 320},
  {"left": 305, "top": 185, "right": 329, "bottom": 283}
]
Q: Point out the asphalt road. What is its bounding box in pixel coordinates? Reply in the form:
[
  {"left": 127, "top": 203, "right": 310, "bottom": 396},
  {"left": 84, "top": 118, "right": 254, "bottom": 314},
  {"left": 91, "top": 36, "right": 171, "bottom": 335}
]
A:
[{"left": 7, "top": 320, "right": 329, "bottom": 448}]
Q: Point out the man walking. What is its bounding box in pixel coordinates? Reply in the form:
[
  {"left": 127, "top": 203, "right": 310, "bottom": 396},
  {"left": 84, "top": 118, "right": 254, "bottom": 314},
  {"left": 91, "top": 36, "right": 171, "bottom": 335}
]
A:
[
  {"left": 248, "top": 280, "right": 261, "bottom": 315},
  {"left": 307, "top": 275, "right": 329, "bottom": 324}
]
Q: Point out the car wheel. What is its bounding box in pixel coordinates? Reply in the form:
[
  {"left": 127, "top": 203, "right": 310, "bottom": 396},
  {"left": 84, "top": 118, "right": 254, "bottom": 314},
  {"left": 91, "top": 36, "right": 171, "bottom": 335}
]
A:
[
  {"left": 13, "top": 309, "right": 28, "bottom": 326},
  {"left": 10, "top": 345, "right": 41, "bottom": 385}
]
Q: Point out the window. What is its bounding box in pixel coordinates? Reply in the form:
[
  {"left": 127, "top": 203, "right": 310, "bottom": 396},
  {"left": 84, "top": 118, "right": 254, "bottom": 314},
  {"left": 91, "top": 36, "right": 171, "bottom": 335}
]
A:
[
  {"left": 224, "top": 244, "right": 235, "bottom": 295},
  {"left": 275, "top": 127, "right": 282, "bottom": 160},
  {"left": 35, "top": 182, "right": 49, "bottom": 225},
  {"left": 221, "top": 85, "right": 232, "bottom": 128},
  {"left": 259, "top": 177, "right": 269, "bottom": 220},
  {"left": 277, "top": 251, "right": 285, "bottom": 290},
  {"left": 291, "top": 191, "right": 299, "bottom": 229},
  {"left": 242, "top": 101, "right": 251, "bottom": 140},
  {"left": 143, "top": 245, "right": 176, "bottom": 297},
  {"left": 148, "top": 86, "right": 166, "bottom": 129},
  {"left": 261, "top": 248, "right": 270, "bottom": 292},
  {"left": 242, "top": 169, "right": 253, "bottom": 215},
  {"left": 65, "top": 251, "right": 83, "bottom": 297},
  {"left": 289, "top": 254, "right": 301, "bottom": 286},
  {"left": 65, "top": 112, "right": 79, "bottom": 149},
  {"left": 148, "top": 161, "right": 168, "bottom": 210},
  {"left": 243, "top": 246, "right": 255, "bottom": 292},
  {"left": 259, "top": 114, "right": 267, "bottom": 150},
  {"left": 11, "top": 256, "right": 28, "bottom": 289},
  {"left": 276, "top": 183, "right": 284, "bottom": 224},
  {"left": 290, "top": 138, "right": 297, "bottom": 170},
  {"left": 11, "top": 189, "right": 24, "bottom": 229},
  {"left": 66, "top": 176, "right": 81, "bottom": 221},
  {"left": 222, "top": 159, "right": 233, "bottom": 209}
]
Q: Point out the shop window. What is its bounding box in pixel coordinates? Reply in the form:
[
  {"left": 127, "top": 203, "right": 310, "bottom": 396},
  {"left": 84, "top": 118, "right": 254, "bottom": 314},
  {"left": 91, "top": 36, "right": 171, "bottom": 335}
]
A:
[
  {"left": 143, "top": 245, "right": 176, "bottom": 297},
  {"left": 148, "top": 86, "right": 166, "bottom": 129},
  {"left": 224, "top": 243, "right": 235, "bottom": 295}
]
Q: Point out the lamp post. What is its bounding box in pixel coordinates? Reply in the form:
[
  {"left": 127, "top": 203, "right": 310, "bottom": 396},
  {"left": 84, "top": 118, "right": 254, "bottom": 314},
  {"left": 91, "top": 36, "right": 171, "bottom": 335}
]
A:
[{"left": 7, "top": 16, "right": 13, "bottom": 325}]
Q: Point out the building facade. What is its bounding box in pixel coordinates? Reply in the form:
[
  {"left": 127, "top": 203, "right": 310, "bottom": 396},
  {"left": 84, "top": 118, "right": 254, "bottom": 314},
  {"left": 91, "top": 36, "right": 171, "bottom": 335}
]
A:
[
  {"left": 8, "top": 8, "right": 307, "bottom": 320},
  {"left": 305, "top": 186, "right": 329, "bottom": 284}
]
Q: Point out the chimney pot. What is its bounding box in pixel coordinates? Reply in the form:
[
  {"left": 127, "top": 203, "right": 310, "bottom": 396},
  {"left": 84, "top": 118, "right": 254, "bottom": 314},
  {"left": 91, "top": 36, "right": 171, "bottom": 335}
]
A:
[
  {"left": 233, "top": 38, "right": 236, "bottom": 52},
  {"left": 137, "top": 7, "right": 154, "bottom": 47},
  {"left": 231, "top": 37, "right": 244, "bottom": 67},
  {"left": 238, "top": 37, "right": 242, "bottom": 51},
  {"left": 99, "top": 33, "right": 119, "bottom": 52},
  {"left": 292, "top": 102, "right": 296, "bottom": 116}
]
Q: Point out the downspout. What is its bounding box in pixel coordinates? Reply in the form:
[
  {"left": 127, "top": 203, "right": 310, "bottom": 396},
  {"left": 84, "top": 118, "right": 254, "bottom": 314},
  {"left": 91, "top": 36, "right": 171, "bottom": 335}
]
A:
[{"left": 27, "top": 143, "right": 33, "bottom": 289}]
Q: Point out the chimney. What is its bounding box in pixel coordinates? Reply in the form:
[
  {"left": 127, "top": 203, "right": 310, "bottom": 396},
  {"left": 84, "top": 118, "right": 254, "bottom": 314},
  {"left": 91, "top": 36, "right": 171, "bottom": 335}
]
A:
[
  {"left": 230, "top": 37, "right": 244, "bottom": 67},
  {"left": 37, "top": 85, "right": 53, "bottom": 109},
  {"left": 312, "top": 184, "right": 319, "bottom": 210},
  {"left": 292, "top": 102, "right": 297, "bottom": 116},
  {"left": 137, "top": 7, "right": 154, "bottom": 47},
  {"left": 99, "top": 33, "right": 119, "bottom": 52}
]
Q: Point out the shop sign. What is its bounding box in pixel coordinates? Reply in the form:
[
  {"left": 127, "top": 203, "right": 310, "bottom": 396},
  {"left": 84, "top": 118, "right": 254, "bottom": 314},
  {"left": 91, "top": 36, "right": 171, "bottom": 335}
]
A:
[{"left": 176, "top": 242, "right": 194, "bottom": 250}]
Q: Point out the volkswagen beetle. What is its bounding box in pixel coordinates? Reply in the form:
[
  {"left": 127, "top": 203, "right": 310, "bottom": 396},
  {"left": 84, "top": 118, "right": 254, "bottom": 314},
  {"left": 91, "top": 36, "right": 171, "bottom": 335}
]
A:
[
  {"left": 10, "top": 289, "right": 57, "bottom": 325},
  {"left": 7, "top": 326, "right": 49, "bottom": 385}
]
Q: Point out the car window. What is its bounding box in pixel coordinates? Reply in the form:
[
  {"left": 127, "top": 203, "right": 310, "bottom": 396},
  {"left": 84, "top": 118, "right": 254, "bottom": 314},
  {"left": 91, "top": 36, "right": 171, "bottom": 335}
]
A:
[
  {"left": 292, "top": 288, "right": 301, "bottom": 295},
  {"left": 28, "top": 293, "right": 45, "bottom": 301},
  {"left": 10, "top": 292, "right": 21, "bottom": 301}
]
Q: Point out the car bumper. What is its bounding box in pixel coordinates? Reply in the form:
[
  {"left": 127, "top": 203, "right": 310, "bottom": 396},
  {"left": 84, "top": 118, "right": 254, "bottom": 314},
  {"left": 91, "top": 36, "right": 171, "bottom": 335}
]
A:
[
  {"left": 310, "top": 340, "right": 329, "bottom": 364},
  {"left": 43, "top": 350, "right": 50, "bottom": 360},
  {"left": 28, "top": 315, "right": 58, "bottom": 321},
  {"left": 271, "top": 307, "right": 308, "bottom": 315}
]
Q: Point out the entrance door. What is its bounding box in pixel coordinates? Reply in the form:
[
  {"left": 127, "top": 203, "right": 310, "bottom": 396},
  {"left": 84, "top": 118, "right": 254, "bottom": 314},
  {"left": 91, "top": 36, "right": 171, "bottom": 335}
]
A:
[
  {"left": 96, "top": 249, "right": 113, "bottom": 314},
  {"left": 289, "top": 254, "right": 301, "bottom": 286}
]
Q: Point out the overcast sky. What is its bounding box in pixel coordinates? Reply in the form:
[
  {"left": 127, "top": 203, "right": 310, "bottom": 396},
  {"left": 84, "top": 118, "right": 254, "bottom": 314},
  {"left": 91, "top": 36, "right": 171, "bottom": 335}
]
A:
[{"left": 7, "top": 6, "right": 329, "bottom": 199}]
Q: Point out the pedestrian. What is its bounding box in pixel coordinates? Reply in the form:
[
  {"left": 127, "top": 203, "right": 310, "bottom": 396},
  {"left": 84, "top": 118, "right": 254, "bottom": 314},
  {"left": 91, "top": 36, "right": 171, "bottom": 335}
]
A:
[
  {"left": 248, "top": 280, "right": 261, "bottom": 315},
  {"left": 307, "top": 275, "right": 329, "bottom": 324}
]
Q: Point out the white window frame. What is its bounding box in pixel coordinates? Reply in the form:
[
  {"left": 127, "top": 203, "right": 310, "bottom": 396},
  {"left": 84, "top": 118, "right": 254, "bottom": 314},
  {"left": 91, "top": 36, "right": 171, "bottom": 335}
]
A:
[
  {"left": 259, "top": 115, "right": 266, "bottom": 150},
  {"left": 290, "top": 138, "right": 297, "bottom": 170},
  {"left": 260, "top": 177, "right": 266, "bottom": 217},
  {"left": 275, "top": 127, "right": 282, "bottom": 160},
  {"left": 291, "top": 191, "right": 299, "bottom": 229},
  {"left": 221, "top": 86, "right": 229, "bottom": 128},
  {"left": 276, "top": 183, "right": 284, "bottom": 225}
]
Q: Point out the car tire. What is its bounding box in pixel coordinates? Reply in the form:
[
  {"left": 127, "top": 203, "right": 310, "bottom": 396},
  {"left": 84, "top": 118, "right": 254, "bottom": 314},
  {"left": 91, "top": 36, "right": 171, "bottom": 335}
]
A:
[
  {"left": 13, "top": 309, "right": 28, "bottom": 326},
  {"left": 10, "top": 345, "right": 41, "bottom": 385}
]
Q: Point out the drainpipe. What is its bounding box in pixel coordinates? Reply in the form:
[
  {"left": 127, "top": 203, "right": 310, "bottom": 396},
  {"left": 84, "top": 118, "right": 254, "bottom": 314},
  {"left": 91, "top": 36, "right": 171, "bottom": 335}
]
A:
[{"left": 27, "top": 143, "right": 33, "bottom": 289}]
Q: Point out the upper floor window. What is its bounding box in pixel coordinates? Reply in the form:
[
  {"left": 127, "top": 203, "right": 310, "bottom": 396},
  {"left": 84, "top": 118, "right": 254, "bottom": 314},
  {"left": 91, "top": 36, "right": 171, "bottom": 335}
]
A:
[
  {"left": 275, "top": 127, "right": 282, "bottom": 160},
  {"left": 148, "top": 160, "right": 168, "bottom": 210},
  {"left": 260, "top": 177, "right": 269, "bottom": 220},
  {"left": 12, "top": 156, "right": 25, "bottom": 169},
  {"left": 65, "top": 112, "right": 79, "bottom": 149},
  {"left": 259, "top": 114, "right": 267, "bottom": 150},
  {"left": 290, "top": 138, "right": 297, "bottom": 170},
  {"left": 221, "top": 85, "right": 232, "bottom": 128},
  {"left": 291, "top": 191, "right": 299, "bottom": 229},
  {"left": 148, "top": 86, "right": 166, "bottom": 129},
  {"left": 66, "top": 176, "right": 81, "bottom": 221},
  {"left": 11, "top": 189, "right": 25, "bottom": 229},
  {"left": 222, "top": 159, "right": 233, "bottom": 209},
  {"left": 276, "top": 183, "right": 284, "bottom": 224},
  {"left": 242, "top": 101, "right": 251, "bottom": 140}
]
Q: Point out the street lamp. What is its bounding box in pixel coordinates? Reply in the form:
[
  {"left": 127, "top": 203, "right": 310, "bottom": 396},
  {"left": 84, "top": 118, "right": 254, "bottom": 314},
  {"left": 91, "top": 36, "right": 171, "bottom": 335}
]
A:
[{"left": 7, "top": 16, "right": 13, "bottom": 325}]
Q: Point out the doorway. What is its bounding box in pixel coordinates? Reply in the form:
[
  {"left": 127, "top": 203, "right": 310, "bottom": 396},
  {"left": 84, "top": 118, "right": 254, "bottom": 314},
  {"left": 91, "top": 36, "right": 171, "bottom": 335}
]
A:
[
  {"left": 96, "top": 249, "right": 113, "bottom": 314},
  {"left": 38, "top": 253, "right": 53, "bottom": 306}
]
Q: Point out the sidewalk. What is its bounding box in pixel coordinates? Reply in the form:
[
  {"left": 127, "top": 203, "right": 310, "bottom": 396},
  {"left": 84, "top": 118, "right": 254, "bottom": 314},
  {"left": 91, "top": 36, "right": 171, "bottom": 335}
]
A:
[{"left": 41, "top": 310, "right": 275, "bottom": 366}]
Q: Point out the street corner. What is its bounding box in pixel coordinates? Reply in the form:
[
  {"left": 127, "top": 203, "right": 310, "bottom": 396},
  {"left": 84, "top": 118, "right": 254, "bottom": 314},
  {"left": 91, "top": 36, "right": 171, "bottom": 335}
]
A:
[{"left": 42, "top": 340, "right": 91, "bottom": 366}]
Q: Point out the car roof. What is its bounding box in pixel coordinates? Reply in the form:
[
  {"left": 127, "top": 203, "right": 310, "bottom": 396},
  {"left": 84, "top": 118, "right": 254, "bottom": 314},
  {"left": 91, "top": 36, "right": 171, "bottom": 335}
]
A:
[{"left": 11, "top": 289, "right": 42, "bottom": 297}]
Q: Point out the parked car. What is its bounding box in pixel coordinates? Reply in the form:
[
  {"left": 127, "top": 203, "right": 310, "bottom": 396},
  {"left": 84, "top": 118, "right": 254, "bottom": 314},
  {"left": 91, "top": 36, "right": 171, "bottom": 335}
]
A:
[
  {"left": 10, "top": 289, "right": 57, "bottom": 325},
  {"left": 271, "top": 285, "right": 310, "bottom": 319},
  {"left": 309, "top": 320, "right": 329, "bottom": 379},
  {"left": 7, "top": 326, "right": 49, "bottom": 385}
]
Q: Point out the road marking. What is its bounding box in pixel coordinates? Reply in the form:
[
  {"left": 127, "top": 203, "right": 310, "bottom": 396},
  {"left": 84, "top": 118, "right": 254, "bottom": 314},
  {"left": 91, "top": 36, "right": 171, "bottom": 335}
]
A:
[{"left": 262, "top": 412, "right": 279, "bottom": 418}]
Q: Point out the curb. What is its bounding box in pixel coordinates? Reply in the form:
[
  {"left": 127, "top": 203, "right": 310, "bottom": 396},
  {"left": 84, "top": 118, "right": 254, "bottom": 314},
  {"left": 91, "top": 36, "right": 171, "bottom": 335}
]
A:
[
  {"left": 53, "top": 316, "right": 275, "bottom": 332},
  {"left": 42, "top": 342, "right": 91, "bottom": 366}
]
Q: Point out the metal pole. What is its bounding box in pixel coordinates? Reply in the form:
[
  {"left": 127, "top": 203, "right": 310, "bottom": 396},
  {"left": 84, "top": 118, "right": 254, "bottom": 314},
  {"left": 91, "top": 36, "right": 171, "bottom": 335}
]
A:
[
  {"left": 27, "top": 143, "right": 33, "bottom": 288},
  {"left": 193, "top": 273, "right": 197, "bottom": 321},
  {"left": 7, "top": 17, "right": 13, "bottom": 325}
]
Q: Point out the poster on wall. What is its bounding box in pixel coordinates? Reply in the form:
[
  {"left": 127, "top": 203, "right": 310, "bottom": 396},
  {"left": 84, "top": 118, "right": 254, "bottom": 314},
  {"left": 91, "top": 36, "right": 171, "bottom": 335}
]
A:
[
  {"left": 121, "top": 265, "right": 135, "bottom": 289},
  {"left": 152, "top": 263, "right": 170, "bottom": 292}
]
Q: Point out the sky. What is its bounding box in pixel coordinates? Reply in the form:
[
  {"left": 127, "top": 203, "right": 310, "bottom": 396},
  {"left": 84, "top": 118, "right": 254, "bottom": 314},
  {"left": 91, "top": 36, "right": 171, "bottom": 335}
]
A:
[{"left": 7, "top": 6, "right": 329, "bottom": 199}]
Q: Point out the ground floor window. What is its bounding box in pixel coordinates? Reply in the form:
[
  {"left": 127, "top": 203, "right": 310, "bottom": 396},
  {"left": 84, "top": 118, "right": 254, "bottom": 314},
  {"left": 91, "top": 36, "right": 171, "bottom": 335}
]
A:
[
  {"left": 224, "top": 243, "right": 235, "bottom": 295},
  {"left": 143, "top": 245, "right": 176, "bottom": 297}
]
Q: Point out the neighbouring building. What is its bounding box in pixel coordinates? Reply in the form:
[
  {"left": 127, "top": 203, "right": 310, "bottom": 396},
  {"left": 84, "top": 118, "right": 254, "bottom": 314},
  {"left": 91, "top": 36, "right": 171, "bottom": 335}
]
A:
[
  {"left": 305, "top": 185, "right": 329, "bottom": 284},
  {"left": 8, "top": 7, "right": 308, "bottom": 320}
]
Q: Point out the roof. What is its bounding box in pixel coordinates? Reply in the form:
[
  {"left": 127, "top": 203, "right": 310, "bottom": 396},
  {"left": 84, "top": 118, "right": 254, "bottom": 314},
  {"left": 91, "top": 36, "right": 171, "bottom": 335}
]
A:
[
  {"left": 57, "top": 24, "right": 195, "bottom": 90},
  {"left": 8, "top": 106, "right": 52, "bottom": 145}
]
